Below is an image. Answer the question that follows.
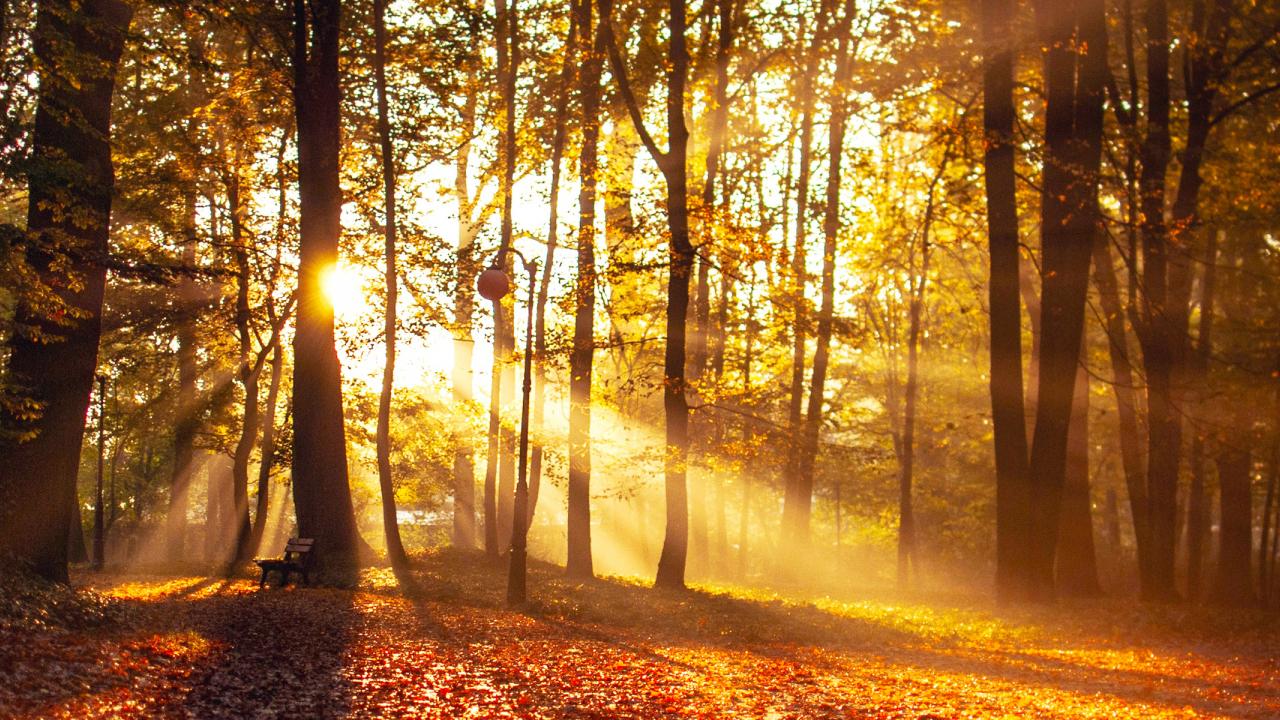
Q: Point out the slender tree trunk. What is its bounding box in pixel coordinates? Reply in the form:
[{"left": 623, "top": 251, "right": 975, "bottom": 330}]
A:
[
  {"left": 1172, "top": 0, "right": 1232, "bottom": 601},
  {"left": 982, "top": 0, "right": 1032, "bottom": 602},
  {"left": 452, "top": 78, "right": 480, "bottom": 551},
  {"left": 1056, "top": 358, "right": 1101, "bottom": 596},
  {"left": 528, "top": 8, "right": 578, "bottom": 528},
  {"left": 1259, "top": 433, "right": 1279, "bottom": 604},
  {"left": 792, "top": 0, "right": 856, "bottom": 549},
  {"left": 566, "top": 0, "right": 604, "bottom": 579},
  {"left": 248, "top": 344, "right": 283, "bottom": 557},
  {"left": 686, "top": 0, "right": 735, "bottom": 579},
  {"left": 165, "top": 195, "right": 199, "bottom": 565},
  {"left": 1185, "top": 233, "right": 1218, "bottom": 600},
  {"left": 781, "top": 6, "right": 824, "bottom": 540},
  {"left": 373, "top": 0, "right": 409, "bottom": 571},
  {"left": 897, "top": 181, "right": 938, "bottom": 589},
  {"left": 493, "top": 0, "right": 522, "bottom": 555},
  {"left": 1213, "top": 446, "right": 1254, "bottom": 605},
  {"left": 1091, "top": 237, "right": 1149, "bottom": 575},
  {"left": 291, "top": 0, "right": 361, "bottom": 577},
  {"left": 229, "top": 164, "right": 258, "bottom": 564},
  {"left": 1135, "top": 0, "right": 1178, "bottom": 601}
]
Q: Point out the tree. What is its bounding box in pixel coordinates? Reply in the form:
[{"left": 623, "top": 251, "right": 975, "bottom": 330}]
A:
[
  {"left": 373, "top": 0, "right": 409, "bottom": 572},
  {"left": 602, "top": 0, "right": 695, "bottom": 589},
  {"left": 981, "top": 0, "right": 1032, "bottom": 603},
  {"left": 566, "top": 0, "right": 604, "bottom": 580},
  {"left": 0, "top": 0, "right": 131, "bottom": 583},
  {"left": 290, "top": 0, "right": 361, "bottom": 578}
]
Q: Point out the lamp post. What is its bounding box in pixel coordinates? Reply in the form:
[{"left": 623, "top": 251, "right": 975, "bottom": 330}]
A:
[{"left": 477, "top": 247, "right": 539, "bottom": 606}]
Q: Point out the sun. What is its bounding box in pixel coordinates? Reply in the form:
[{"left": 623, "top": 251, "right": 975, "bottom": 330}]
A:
[{"left": 320, "top": 262, "right": 367, "bottom": 321}]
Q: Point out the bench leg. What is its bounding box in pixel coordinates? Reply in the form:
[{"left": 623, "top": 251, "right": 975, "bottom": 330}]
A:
[
  {"left": 281, "top": 569, "right": 290, "bottom": 587},
  {"left": 259, "top": 569, "right": 267, "bottom": 588}
]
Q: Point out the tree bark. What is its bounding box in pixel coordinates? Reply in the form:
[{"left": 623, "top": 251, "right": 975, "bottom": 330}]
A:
[
  {"left": 1185, "top": 232, "right": 1218, "bottom": 600},
  {"left": 291, "top": 0, "right": 361, "bottom": 578}
]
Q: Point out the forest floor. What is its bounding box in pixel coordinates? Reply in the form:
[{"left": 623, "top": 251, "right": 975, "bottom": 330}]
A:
[{"left": 2, "top": 549, "right": 1278, "bottom": 719}]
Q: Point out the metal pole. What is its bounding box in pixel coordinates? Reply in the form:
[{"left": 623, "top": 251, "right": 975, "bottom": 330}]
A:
[
  {"left": 93, "top": 374, "right": 106, "bottom": 569},
  {"left": 507, "top": 260, "right": 538, "bottom": 606}
]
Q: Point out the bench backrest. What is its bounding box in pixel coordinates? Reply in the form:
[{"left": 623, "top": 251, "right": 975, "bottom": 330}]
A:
[{"left": 284, "top": 537, "right": 315, "bottom": 565}]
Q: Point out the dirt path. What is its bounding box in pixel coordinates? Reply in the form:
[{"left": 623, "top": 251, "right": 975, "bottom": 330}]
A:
[{"left": 3, "top": 553, "right": 1278, "bottom": 718}]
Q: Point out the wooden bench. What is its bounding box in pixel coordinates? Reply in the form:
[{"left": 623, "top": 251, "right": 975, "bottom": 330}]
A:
[{"left": 255, "top": 537, "right": 315, "bottom": 588}]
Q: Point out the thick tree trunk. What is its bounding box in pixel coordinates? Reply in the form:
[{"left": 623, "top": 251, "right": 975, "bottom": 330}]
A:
[
  {"left": 566, "top": 0, "right": 604, "bottom": 579},
  {"left": 373, "top": 0, "right": 409, "bottom": 572},
  {"left": 981, "top": 0, "right": 1032, "bottom": 603},
  {"left": 291, "top": 0, "right": 361, "bottom": 578}
]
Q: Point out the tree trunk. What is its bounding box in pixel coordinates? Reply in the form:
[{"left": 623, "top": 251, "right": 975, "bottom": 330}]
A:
[
  {"left": 248, "top": 344, "right": 283, "bottom": 557},
  {"left": 897, "top": 174, "right": 939, "bottom": 590},
  {"left": 373, "top": 0, "right": 409, "bottom": 572},
  {"left": 1056, "top": 359, "right": 1101, "bottom": 596},
  {"left": 528, "top": 7, "right": 579, "bottom": 529},
  {"left": 1023, "top": 0, "right": 1106, "bottom": 600},
  {"left": 1091, "top": 236, "right": 1149, "bottom": 578},
  {"left": 229, "top": 163, "right": 258, "bottom": 564},
  {"left": 1135, "top": 0, "right": 1178, "bottom": 602},
  {"left": 291, "top": 0, "right": 361, "bottom": 578},
  {"left": 451, "top": 74, "right": 480, "bottom": 551},
  {"left": 566, "top": 0, "right": 604, "bottom": 579},
  {"left": 1212, "top": 446, "right": 1254, "bottom": 605},
  {"left": 165, "top": 193, "right": 199, "bottom": 565},
  {"left": 1185, "top": 233, "right": 1218, "bottom": 600},
  {"left": 792, "top": 0, "right": 856, "bottom": 549},
  {"left": 780, "top": 6, "right": 823, "bottom": 542},
  {"left": 982, "top": 0, "right": 1032, "bottom": 603},
  {"left": 493, "top": 0, "right": 521, "bottom": 557}
]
